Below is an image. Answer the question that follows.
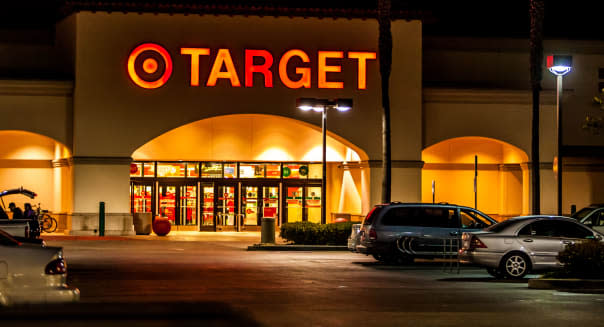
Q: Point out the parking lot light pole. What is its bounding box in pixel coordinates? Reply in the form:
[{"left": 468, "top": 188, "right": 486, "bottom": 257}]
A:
[
  {"left": 546, "top": 55, "right": 572, "bottom": 216},
  {"left": 296, "top": 98, "right": 352, "bottom": 224}
]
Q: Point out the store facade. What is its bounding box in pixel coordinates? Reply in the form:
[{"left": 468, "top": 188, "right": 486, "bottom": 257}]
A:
[{"left": 1, "top": 4, "right": 603, "bottom": 235}]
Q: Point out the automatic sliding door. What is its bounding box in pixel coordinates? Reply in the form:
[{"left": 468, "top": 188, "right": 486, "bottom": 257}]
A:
[
  {"left": 262, "top": 186, "right": 279, "bottom": 220},
  {"left": 286, "top": 186, "right": 303, "bottom": 223},
  {"left": 158, "top": 185, "right": 177, "bottom": 224},
  {"left": 305, "top": 186, "right": 322, "bottom": 224},
  {"left": 201, "top": 185, "right": 215, "bottom": 228},
  {"left": 217, "top": 185, "right": 236, "bottom": 227},
  {"left": 242, "top": 186, "right": 259, "bottom": 226},
  {"left": 179, "top": 185, "right": 197, "bottom": 226}
]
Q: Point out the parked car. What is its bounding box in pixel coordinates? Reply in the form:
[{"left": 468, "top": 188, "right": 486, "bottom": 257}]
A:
[
  {"left": 571, "top": 204, "right": 604, "bottom": 234},
  {"left": 356, "top": 203, "right": 497, "bottom": 264},
  {"left": 347, "top": 223, "right": 362, "bottom": 252},
  {"left": 0, "top": 187, "right": 41, "bottom": 239},
  {"left": 0, "top": 228, "right": 79, "bottom": 305},
  {"left": 459, "top": 216, "right": 604, "bottom": 279}
]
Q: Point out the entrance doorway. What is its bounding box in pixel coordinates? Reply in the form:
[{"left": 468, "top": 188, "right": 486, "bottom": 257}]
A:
[
  {"left": 283, "top": 184, "right": 322, "bottom": 223},
  {"left": 158, "top": 183, "right": 198, "bottom": 228}
]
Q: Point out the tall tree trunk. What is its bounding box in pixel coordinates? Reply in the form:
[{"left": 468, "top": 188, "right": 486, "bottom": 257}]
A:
[
  {"left": 378, "top": 0, "right": 392, "bottom": 203},
  {"left": 529, "top": 0, "right": 544, "bottom": 214}
]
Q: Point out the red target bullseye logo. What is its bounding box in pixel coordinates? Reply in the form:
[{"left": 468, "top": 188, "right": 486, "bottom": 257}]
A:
[{"left": 127, "top": 43, "right": 173, "bottom": 89}]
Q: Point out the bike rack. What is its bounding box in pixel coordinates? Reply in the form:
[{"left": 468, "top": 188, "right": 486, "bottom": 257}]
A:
[{"left": 395, "top": 235, "right": 460, "bottom": 274}]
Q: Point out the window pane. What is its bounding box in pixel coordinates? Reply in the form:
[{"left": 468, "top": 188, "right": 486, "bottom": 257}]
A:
[
  {"left": 308, "top": 164, "right": 322, "bottom": 179},
  {"left": 130, "top": 162, "right": 142, "bottom": 177},
  {"left": 283, "top": 163, "right": 303, "bottom": 179},
  {"left": 554, "top": 221, "right": 593, "bottom": 239},
  {"left": 143, "top": 163, "right": 155, "bottom": 177},
  {"left": 186, "top": 163, "right": 199, "bottom": 178},
  {"left": 381, "top": 207, "right": 422, "bottom": 226},
  {"left": 239, "top": 163, "right": 265, "bottom": 178},
  {"left": 306, "top": 186, "right": 322, "bottom": 223},
  {"left": 460, "top": 210, "right": 490, "bottom": 229},
  {"left": 224, "top": 163, "right": 237, "bottom": 178},
  {"left": 266, "top": 164, "right": 281, "bottom": 179},
  {"left": 201, "top": 163, "right": 222, "bottom": 178},
  {"left": 422, "top": 208, "right": 457, "bottom": 228},
  {"left": 157, "top": 163, "right": 185, "bottom": 178}
]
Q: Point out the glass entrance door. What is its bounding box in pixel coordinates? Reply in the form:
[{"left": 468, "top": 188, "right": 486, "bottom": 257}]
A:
[
  {"left": 131, "top": 183, "right": 153, "bottom": 213},
  {"left": 262, "top": 186, "right": 279, "bottom": 220},
  {"left": 201, "top": 184, "right": 215, "bottom": 228},
  {"left": 305, "top": 186, "right": 322, "bottom": 223},
  {"left": 179, "top": 185, "right": 197, "bottom": 226},
  {"left": 242, "top": 186, "right": 260, "bottom": 226},
  {"left": 285, "top": 186, "right": 303, "bottom": 223},
  {"left": 216, "top": 185, "right": 237, "bottom": 229},
  {"left": 158, "top": 184, "right": 177, "bottom": 224}
]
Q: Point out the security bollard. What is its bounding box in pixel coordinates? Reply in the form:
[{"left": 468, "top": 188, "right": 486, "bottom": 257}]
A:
[
  {"left": 99, "top": 201, "right": 105, "bottom": 236},
  {"left": 260, "top": 217, "right": 275, "bottom": 244}
]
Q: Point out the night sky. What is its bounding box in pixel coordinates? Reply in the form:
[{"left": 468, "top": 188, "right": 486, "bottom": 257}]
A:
[{"left": 0, "top": 1, "right": 601, "bottom": 40}]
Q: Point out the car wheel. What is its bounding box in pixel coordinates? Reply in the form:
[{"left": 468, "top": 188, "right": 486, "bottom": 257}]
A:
[
  {"left": 501, "top": 253, "right": 530, "bottom": 279},
  {"left": 486, "top": 267, "right": 504, "bottom": 278}
]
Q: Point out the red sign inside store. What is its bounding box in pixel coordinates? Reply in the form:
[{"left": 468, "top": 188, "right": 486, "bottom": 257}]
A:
[{"left": 127, "top": 43, "right": 376, "bottom": 90}]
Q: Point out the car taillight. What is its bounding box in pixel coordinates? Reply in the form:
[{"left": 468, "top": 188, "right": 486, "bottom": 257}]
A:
[
  {"left": 45, "top": 258, "right": 67, "bottom": 275},
  {"left": 369, "top": 228, "right": 377, "bottom": 241},
  {"left": 469, "top": 237, "right": 487, "bottom": 249}
]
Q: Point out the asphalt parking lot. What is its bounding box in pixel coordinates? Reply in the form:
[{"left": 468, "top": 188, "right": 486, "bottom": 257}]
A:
[{"left": 10, "top": 233, "right": 602, "bottom": 327}]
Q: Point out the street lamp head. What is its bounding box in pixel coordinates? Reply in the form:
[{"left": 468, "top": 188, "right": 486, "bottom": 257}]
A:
[
  {"left": 335, "top": 98, "right": 353, "bottom": 112},
  {"left": 547, "top": 55, "right": 572, "bottom": 76},
  {"left": 296, "top": 98, "right": 316, "bottom": 111}
]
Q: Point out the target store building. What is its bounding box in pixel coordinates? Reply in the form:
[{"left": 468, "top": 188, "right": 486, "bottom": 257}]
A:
[{"left": 1, "top": 2, "right": 603, "bottom": 235}]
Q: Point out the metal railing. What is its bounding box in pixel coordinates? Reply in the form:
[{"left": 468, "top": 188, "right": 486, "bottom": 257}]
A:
[{"left": 395, "top": 235, "right": 460, "bottom": 273}]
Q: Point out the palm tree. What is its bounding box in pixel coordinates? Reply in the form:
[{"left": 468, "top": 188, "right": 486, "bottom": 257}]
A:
[
  {"left": 529, "top": 0, "right": 545, "bottom": 214},
  {"left": 378, "top": 0, "right": 392, "bottom": 203}
]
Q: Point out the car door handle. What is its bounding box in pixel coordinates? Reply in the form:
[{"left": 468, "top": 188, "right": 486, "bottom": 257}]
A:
[
  {"left": 449, "top": 231, "right": 459, "bottom": 236},
  {"left": 562, "top": 240, "right": 574, "bottom": 245},
  {"left": 523, "top": 239, "right": 533, "bottom": 242}
]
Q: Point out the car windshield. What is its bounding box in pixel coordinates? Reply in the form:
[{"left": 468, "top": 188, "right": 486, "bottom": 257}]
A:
[
  {"left": 363, "top": 206, "right": 383, "bottom": 225},
  {"left": 573, "top": 207, "right": 595, "bottom": 221}
]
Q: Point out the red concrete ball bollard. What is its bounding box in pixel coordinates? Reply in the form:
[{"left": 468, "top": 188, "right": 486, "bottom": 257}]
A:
[{"left": 152, "top": 216, "right": 171, "bottom": 236}]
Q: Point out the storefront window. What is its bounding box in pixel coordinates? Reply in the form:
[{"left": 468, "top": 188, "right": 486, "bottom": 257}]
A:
[
  {"left": 157, "top": 162, "right": 185, "bottom": 178},
  {"left": 186, "top": 162, "right": 199, "bottom": 178},
  {"left": 201, "top": 163, "right": 222, "bottom": 178},
  {"left": 130, "top": 162, "right": 142, "bottom": 177},
  {"left": 308, "top": 163, "right": 322, "bottom": 179},
  {"left": 283, "top": 163, "right": 306, "bottom": 179},
  {"left": 143, "top": 163, "right": 155, "bottom": 177},
  {"left": 266, "top": 164, "right": 281, "bottom": 179},
  {"left": 239, "top": 163, "right": 265, "bottom": 178},
  {"left": 223, "top": 163, "right": 237, "bottom": 178}
]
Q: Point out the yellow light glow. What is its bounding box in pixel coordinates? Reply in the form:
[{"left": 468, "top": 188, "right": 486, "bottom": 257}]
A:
[
  {"left": 302, "top": 146, "right": 345, "bottom": 162},
  {"left": 255, "top": 148, "right": 294, "bottom": 161}
]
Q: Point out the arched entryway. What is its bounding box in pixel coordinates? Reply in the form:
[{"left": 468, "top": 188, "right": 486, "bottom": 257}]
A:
[
  {"left": 130, "top": 114, "right": 370, "bottom": 231},
  {"left": 422, "top": 136, "right": 529, "bottom": 220},
  {"left": 0, "top": 130, "right": 72, "bottom": 219}
]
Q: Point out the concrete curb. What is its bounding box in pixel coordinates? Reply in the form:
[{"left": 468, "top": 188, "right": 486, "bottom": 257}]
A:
[
  {"left": 528, "top": 278, "right": 604, "bottom": 292},
  {"left": 247, "top": 244, "right": 348, "bottom": 251}
]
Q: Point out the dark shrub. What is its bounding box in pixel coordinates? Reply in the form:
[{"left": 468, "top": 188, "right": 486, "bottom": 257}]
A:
[
  {"left": 280, "top": 221, "right": 355, "bottom": 245},
  {"left": 557, "top": 239, "right": 604, "bottom": 279}
]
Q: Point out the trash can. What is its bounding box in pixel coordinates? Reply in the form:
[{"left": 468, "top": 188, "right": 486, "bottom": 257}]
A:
[
  {"left": 133, "top": 212, "right": 152, "bottom": 235},
  {"left": 260, "top": 217, "right": 276, "bottom": 244}
]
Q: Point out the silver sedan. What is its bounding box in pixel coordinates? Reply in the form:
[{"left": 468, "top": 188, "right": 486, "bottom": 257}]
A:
[{"left": 459, "top": 216, "right": 604, "bottom": 279}]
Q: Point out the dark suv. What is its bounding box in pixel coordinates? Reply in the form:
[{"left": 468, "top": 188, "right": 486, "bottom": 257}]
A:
[{"left": 356, "top": 203, "right": 497, "bottom": 264}]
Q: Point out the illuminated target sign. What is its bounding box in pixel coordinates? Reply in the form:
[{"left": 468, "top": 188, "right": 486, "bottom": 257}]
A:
[
  {"left": 127, "top": 42, "right": 376, "bottom": 90},
  {"left": 127, "top": 43, "right": 173, "bottom": 89}
]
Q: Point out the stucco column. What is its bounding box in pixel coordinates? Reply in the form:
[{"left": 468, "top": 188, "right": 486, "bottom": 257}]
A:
[
  {"left": 522, "top": 162, "right": 556, "bottom": 215},
  {"left": 367, "top": 160, "right": 423, "bottom": 205},
  {"left": 68, "top": 157, "right": 134, "bottom": 235}
]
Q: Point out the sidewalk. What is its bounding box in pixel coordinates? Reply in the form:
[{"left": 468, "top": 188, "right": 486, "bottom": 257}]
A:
[{"left": 40, "top": 231, "right": 289, "bottom": 243}]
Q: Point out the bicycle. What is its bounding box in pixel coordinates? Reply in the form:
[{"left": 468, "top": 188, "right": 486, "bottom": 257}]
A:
[{"left": 35, "top": 204, "right": 58, "bottom": 233}]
